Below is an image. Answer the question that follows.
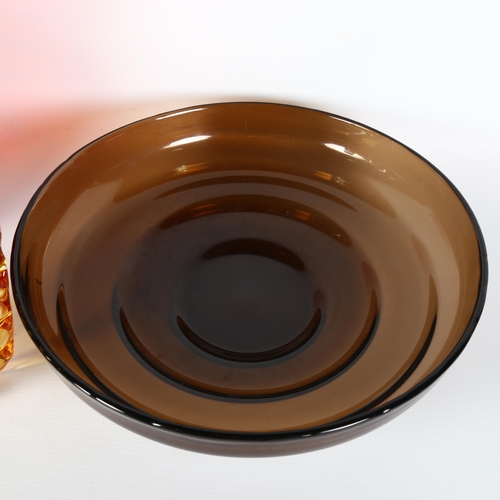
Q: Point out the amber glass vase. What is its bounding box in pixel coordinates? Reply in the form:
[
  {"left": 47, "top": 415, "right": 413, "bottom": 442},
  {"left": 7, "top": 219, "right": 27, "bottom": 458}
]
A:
[{"left": 0, "top": 231, "right": 13, "bottom": 370}]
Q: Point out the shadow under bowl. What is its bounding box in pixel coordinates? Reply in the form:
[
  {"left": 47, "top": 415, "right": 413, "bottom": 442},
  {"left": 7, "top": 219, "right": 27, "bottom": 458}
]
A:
[{"left": 11, "top": 103, "right": 487, "bottom": 456}]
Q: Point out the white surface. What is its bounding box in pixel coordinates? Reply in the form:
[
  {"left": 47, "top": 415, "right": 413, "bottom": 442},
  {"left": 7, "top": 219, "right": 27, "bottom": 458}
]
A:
[{"left": 1, "top": 1, "right": 499, "bottom": 498}]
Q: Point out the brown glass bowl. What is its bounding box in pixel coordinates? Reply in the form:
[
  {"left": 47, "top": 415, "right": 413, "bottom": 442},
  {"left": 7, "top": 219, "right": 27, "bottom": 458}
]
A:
[{"left": 12, "top": 103, "right": 487, "bottom": 456}]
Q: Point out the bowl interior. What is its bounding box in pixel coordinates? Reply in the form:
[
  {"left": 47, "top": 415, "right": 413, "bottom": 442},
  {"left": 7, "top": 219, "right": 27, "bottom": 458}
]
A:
[{"left": 14, "top": 103, "right": 483, "bottom": 433}]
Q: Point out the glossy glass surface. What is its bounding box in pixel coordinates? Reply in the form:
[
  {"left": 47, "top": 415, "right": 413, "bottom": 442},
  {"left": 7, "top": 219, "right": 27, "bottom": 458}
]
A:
[
  {"left": 0, "top": 231, "right": 13, "bottom": 370},
  {"left": 11, "top": 103, "right": 487, "bottom": 455}
]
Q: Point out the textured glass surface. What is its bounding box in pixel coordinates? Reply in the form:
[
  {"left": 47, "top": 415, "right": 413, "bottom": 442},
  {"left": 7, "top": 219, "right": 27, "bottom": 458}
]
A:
[
  {"left": 0, "top": 231, "right": 13, "bottom": 370},
  {"left": 11, "top": 103, "right": 487, "bottom": 455}
]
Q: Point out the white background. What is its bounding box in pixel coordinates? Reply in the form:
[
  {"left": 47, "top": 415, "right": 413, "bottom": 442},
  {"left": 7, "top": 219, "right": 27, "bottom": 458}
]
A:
[{"left": 1, "top": 1, "right": 499, "bottom": 498}]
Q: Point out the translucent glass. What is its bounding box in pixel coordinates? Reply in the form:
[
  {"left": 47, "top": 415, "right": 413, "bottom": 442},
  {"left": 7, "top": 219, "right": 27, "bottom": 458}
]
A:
[
  {"left": 0, "top": 231, "right": 13, "bottom": 370},
  {"left": 12, "top": 103, "right": 487, "bottom": 455}
]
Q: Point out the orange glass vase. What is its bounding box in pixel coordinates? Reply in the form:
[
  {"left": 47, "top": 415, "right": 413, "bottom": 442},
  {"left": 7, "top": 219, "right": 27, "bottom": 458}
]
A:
[{"left": 0, "top": 231, "right": 13, "bottom": 370}]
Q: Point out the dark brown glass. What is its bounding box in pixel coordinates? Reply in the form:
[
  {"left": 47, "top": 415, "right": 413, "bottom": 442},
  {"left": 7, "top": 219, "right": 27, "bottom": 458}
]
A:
[{"left": 11, "top": 103, "right": 487, "bottom": 456}]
